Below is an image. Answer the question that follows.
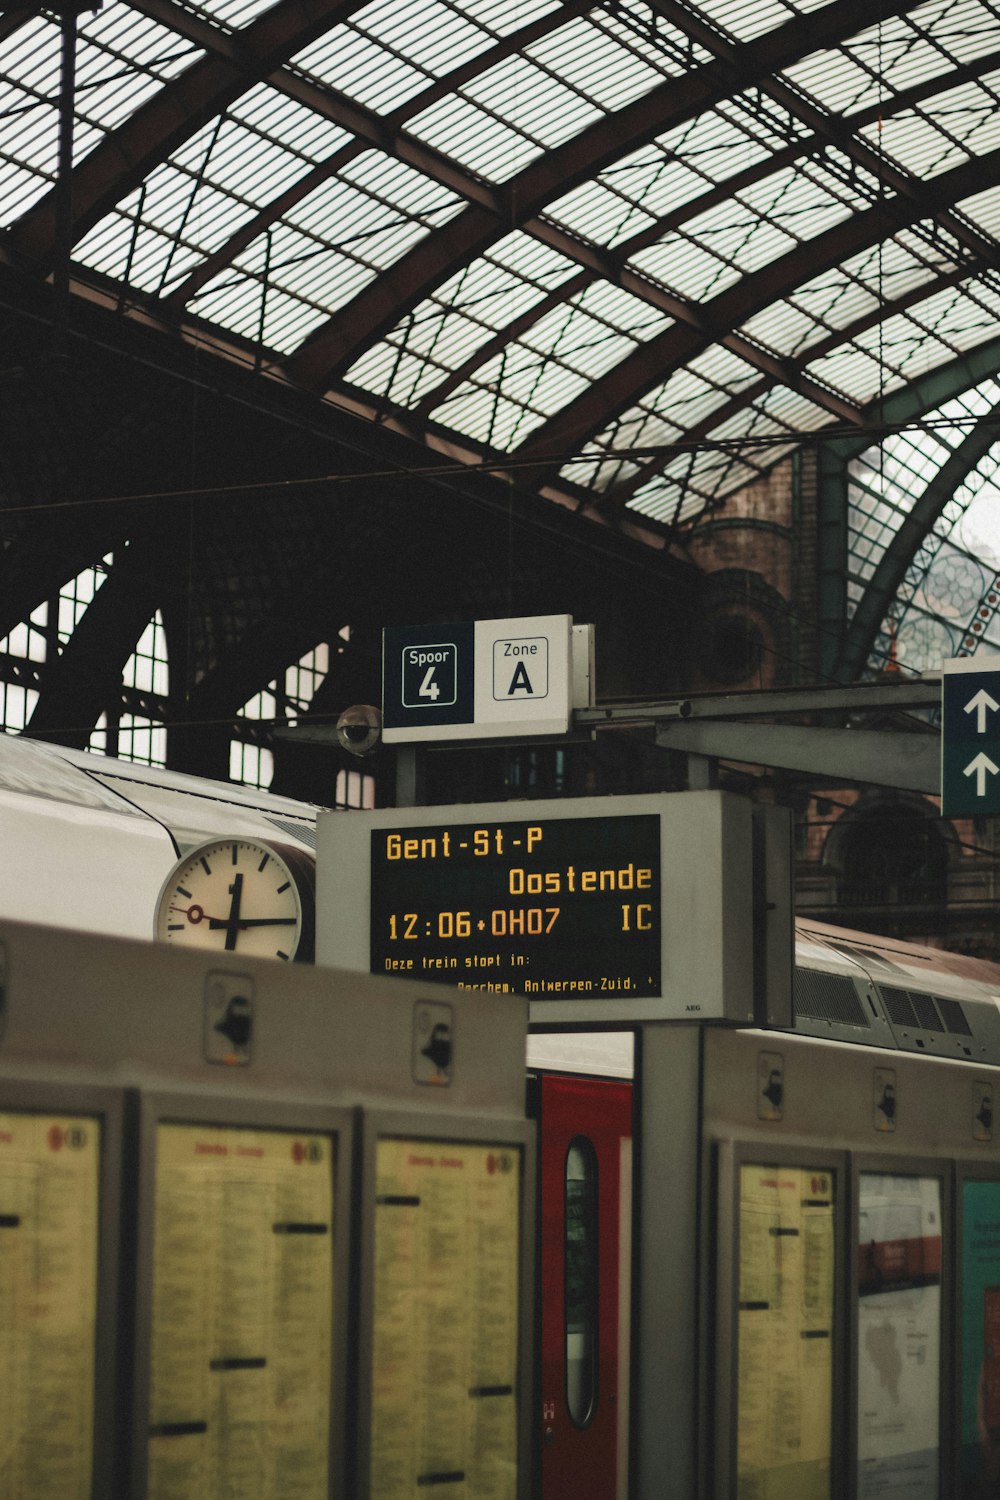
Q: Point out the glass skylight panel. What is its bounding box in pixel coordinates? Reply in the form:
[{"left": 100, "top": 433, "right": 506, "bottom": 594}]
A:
[
  {"left": 84, "top": 221, "right": 183, "bottom": 295},
  {"left": 901, "top": 74, "right": 1000, "bottom": 154},
  {"left": 630, "top": 235, "right": 735, "bottom": 303},
  {"left": 685, "top": 343, "right": 760, "bottom": 395},
  {"left": 434, "top": 383, "right": 542, "bottom": 449},
  {"left": 740, "top": 384, "right": 833, "bottom": 435},
  {"left": 575, "top": 159, "right": 709, "bottom": 247},
  {"left": 257, "top": 290, "right": 334, "bottom": 354},
  {"left": 184, "top": 274, "right": 264, "bottom": 342},
  {"left": 559, "top": 452, "right": 642, "bottom": 494},
  {"left": 868, "top": 113, "right": 973, "bottom": 181},
  {"left": 352, "top": 345, "right": 446, "bottom": 407},
  {"left": 653, "top": 106, "right": 786, "bottom": 202},
  {"left": 921, "top": 283, "right": 1000, "bottom": 348},
  {"left": 806, "top": 344, "right": 894, "bottom": 406},
  {"left": 465, "top": 53, "right": 602, "bottom": 148},
  {"left": 734, "top": 162, "right": 860, "bottom": 230},
  {"left": 516, "top": 302, "right": 639, "bottom": 385},
  {"left": 637, "top": 371, "right": 727, "bottom": 432},
  {"left": 848, "top": 15, "right": 959, "bottom": 97},
  {"left": 345, "top": 0, "right": 491, "bottom": 83},
  {"left": 83, "top": 6, "right": 196, "bottom": 76},
  {"left": 857, "top": 315, "right": 955, "bottom": 381},
  {"left": 2, "top": 15, "right": 60, "bottom": 94},
  {"left": 740, "top": 298, "right": 827, "bottom": 355},
  {"left": 0, "top": 157, "right": 47, "bottom": 221},
  {"left": 679, "top": 200, "right": 800, "bottom": 281},
  {"left": 295, "top": 27, "right": 432, "bottom": 113},
  {"left": 672, "top": 445, "right": 762, "bottom": 500},
  {"left": 780, "top": 45, "right": 887, "bottom": 117},
  {"left": 955, "top": 184, "right": 1000, "bottom": 244},
  {"left": 908, "top": 0, "right": 1000, "bottom": 68},
  {"left": 408, "top": 93, "right": 538, "bottom": 178},
  {"left": 340, "top": 149, "right": 460, "bottom": 220},
  {"left": 544, "top": 179, "right": 659, "bottom": 249},
  {"left": 229, "top": 85, "right": 352, "bottom": 165},
  {"left": 170, "top": 119, "right": 304, "bottom": 200},
  {"left": 694, "top": 0, "right": 833, "bottom": 43},
  {"left": 526, "top": 16, "right": 665, "bottom": 110},
  {"left": 474, "top": 334, "right": 579, "bottom": 405},
  {"left": 572, "top": 278, "right": 672, "bottom": 338},
  {"left": 459, "top": 0, "right": 563, "bottom": 34},
  {"left": 620, "top": 480, "right": 681, "bottom": 527}
]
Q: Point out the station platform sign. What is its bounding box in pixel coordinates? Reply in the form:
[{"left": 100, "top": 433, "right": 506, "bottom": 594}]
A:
[{"left": 382, "top": 615, "right": 573, "bottom": 743}]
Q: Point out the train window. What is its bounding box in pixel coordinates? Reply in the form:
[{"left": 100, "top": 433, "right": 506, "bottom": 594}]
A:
[{"left": 565, "top": 1136, "right": 599, "bottom": 1427}]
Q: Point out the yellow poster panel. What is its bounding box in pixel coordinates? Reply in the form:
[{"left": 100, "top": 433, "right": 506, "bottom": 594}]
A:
[
  {"left": 737, "top": 1163, "right": 835, "bottom": 1500},
  {"left": 0, "top": 1111, "right": 100, "bottom": 1500},
  {"left": 371, "top": 1138, "right": 521, "bottom": 1500},
  {"left": 148, "top": 1124, "right": 334, "bottom": 1500}
]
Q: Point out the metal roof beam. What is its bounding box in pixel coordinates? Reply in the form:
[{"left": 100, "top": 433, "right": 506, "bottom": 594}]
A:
[
  {"left": 7, "top": 0, "right": 367, "bottom": 271},
  {"left": 281, "top": 0, "right": 915, "bottom": 388},
  {"left": 513, "top": 146, "right": 1000, "bottom": 475},
  {"left": 836, "top": 400, "right": 1000, "bottom": 680},
  {"left": 596, "top": 262, "right": 992, "bottom": 514}
]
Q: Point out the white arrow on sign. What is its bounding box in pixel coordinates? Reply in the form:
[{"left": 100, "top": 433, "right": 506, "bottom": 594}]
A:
[
  {"left": 965, "top": 687, "right": 1000, "bottom": 733},
  {"left": 964, "top": 751, "right": 1000, "bottom": 796}
]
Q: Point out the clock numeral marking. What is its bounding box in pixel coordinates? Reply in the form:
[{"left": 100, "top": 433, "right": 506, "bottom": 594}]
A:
[
  {"left": 258, "top": 853, "right": 270, "bottom": 872},
  {"left": 200, "top": 858, "right": 212, "bottom": 875},
  {"left": 277, "top": 881, "right": 290, "bottom": 894},
  {"left": 167, "top": 924, "right": 184, "bottom": 932},
  {"left": 177, "top": 885, "right": 191, "bottom": 899},
  {"left": 231, "top": 844, "right": 239, "bottom": 865},
  {"left": 277, "top": 950, "right": 290, "bottom": 961}
]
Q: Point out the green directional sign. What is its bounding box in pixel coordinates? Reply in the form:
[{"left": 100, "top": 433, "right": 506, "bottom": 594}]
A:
[{"left": 941, "top": 655, "right": 1000, "bottom": 816}]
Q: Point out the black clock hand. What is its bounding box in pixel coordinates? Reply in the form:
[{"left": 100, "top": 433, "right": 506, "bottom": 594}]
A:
[
  {"left": 224, "top": 873, "right": 244, "bottom": 952},
  {"left": 208, "top": 916, "right": 298, "bottom": 929}
]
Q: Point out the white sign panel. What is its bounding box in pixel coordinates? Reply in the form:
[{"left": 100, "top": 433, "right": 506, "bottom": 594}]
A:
[{"left": 382, "top": 615, "right": 572, "bottom": 743}]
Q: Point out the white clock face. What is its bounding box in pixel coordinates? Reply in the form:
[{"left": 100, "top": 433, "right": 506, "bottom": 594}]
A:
[{"left": 155, "top": 838, "right": 315, "bottom": 962}]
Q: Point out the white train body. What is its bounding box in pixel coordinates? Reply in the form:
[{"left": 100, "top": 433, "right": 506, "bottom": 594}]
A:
[{"left": 0, "top": 734, "right": 319, "bottom": 944}]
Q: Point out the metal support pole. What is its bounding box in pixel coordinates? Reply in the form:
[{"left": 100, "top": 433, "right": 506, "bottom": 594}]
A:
[
  {"left": 395, "top": 746, "right": 425, "bottom": 807},
  {"left": 52, "top": 5, "right": 79, "bottom": 367}
]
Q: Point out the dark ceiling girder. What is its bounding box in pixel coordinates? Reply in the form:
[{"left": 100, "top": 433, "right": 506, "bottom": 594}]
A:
[
  {"left": 0, "top": 509, "right": 136, "bottom": 645},
  {"left": 131, "top": 0, "right": 976, "bottom": 438},
  {"left": 122, "top": 0, "right": 1000, "bottom": 436},
  {"left": 837, "top": 398, "right": 1000, "bottom": 680},
  {"left": 512, "top": 146, "right": 1000, "bottom": 474},
  {"left": 150, "top": 0, "right": 590, "bottom": 311},
  {"left": 411, "top": 46, "right": 1000, "bottom": 433},
  {"left": 26, "top": 526, "right": 170, "bottom": 746},
  {"left": 281, "top": 0, "right": 916, "bottom": 389},
  {"left": 814, "top": 333, "right": 1000, "bottom": 678},
  {"left": 599, "top": 261, "right": 992, "bottom": 513},
  {"left": 7, "top": 0, "right": 367, "bottom": 271}
]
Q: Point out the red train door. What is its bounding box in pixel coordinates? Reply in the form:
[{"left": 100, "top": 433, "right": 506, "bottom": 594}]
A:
[{"left": 538, "top": 1072, "right": 633, "bottom": 1500}]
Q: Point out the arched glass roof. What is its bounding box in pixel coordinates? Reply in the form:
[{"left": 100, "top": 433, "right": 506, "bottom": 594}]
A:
[
  {"left": 848, "top": 376, "right": 1000, "bottom": 672},
  {"left": 5, "top": 0, "right": 1000, "bottom": 542}
]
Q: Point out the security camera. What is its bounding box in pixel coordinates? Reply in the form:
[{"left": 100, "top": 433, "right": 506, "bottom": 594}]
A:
[{"left": 336, "top": 704, "right": 382, "bottom": 757}]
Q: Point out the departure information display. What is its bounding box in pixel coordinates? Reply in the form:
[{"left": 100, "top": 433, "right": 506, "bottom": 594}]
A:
[{"left": 369, "top": 812, "right": 661, "bottom": 999}]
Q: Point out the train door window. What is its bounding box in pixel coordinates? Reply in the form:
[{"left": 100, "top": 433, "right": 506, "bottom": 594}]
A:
[
  {"left": 565, "top": 1136, "right": 599, "bottom": 1427},
  {"left": 539, "top": 1073, "right": 631, "bottom": 1500},
  {"left": 856, "top": 1170, "right": 942, "bottom": 1499}
]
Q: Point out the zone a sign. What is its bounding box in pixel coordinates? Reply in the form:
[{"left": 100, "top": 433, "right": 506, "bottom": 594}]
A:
[{"left": 382, "top": 615, "right": 573, "bottom": 743}]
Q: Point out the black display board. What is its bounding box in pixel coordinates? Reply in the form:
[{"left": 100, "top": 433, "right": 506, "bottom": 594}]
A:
[{"left": 368, "top": 811, "right": 661, "bottom": 1000}]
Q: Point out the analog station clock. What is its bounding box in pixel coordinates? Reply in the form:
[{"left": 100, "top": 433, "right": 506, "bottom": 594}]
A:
[{"left": 154, "top": 837, "right": 316, "bottom": 963}]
